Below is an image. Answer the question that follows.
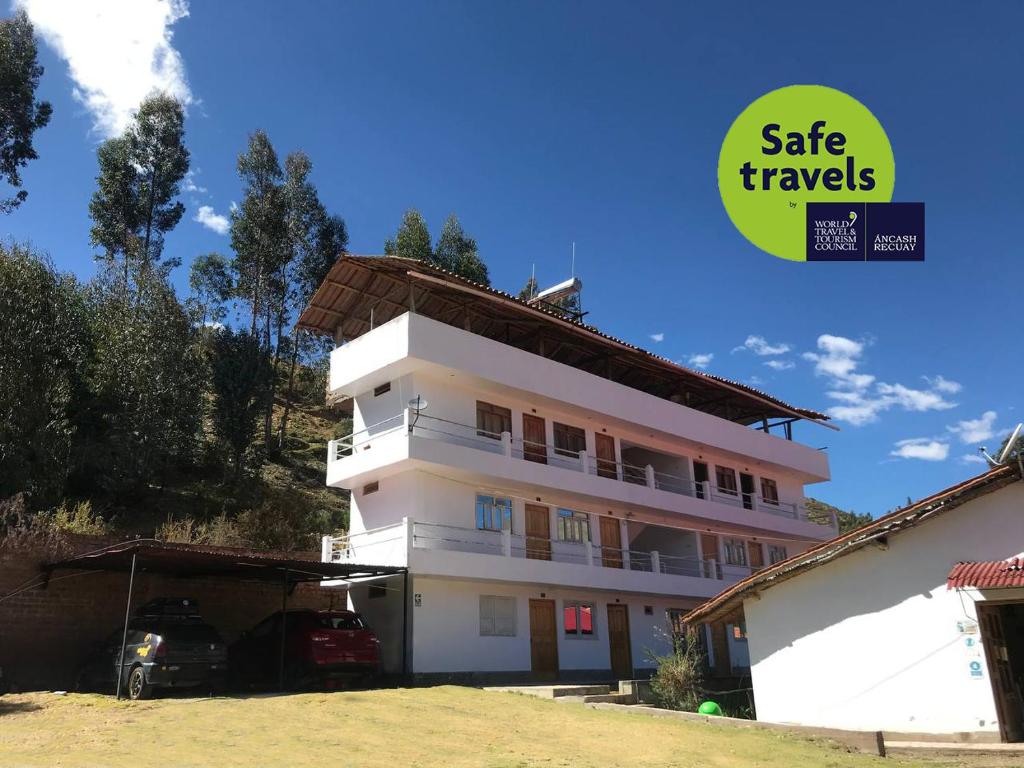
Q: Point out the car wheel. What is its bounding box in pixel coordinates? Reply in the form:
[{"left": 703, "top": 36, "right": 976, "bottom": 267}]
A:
[{"left": 127, "top": 666, "right": 151, "bottom": 701}]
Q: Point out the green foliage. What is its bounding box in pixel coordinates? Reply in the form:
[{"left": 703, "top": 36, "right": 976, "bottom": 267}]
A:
[
  {"left": 0, "top": 243, "right": 91, "bottom": 508},
  {"left": 89, "top": 94, "right": 189, "bottom": 273},
  {"left": 42, "top": 500, "right": 112, "bottom": 536},
  {"left": 804, "top": 498, "right": 872, "bottom": 534},
  {"left": 208, "top": 328, "right": 273, "bottom": 481},
  {"left": 384, "top": 208, "right": 432, "bottom": 262},
  {"left": 435, "top": 214, "right": 490, "bottom": 285},
  {"left": 0, "top": 10, "right": 52, "bottom": 213},
  {"left": 156, "top": 513, "right": 246, "bottom": 547},
  {"left": 648, "top": 627, "right": 707, "bottom": 712},
  {"left": 187, "top": 252, "right": 232, "bottom": 326},
  {"left": 235, "top": 484, "right": 322, "bottom": 551},
  {"left": 82, "top": 266, "right": 204, "bottom": 499}
]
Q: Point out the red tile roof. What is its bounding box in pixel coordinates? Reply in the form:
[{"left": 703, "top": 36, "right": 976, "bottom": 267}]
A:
[
  {"left": 947, "top": 559, "right": 1024, "bottom": 590},
  {"left": 684, "top": 464, "right": 1020, "bottom": 624}
]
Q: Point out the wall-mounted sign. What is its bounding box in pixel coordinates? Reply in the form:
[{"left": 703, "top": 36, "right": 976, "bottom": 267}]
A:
[
  {"left": 414, "top": 593, "right": 422, "bottom": 607},
  {"left": 969, "top": 660, "right": 984, "bottom": 679}
]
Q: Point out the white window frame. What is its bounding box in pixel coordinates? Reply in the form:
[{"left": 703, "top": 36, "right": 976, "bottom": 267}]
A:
[
  {"left": 479, "top": 595, "right": 517, "bottom": 637},
  {"left": 724, "top": 538, "right": 748, "bottom": 567},
  {"left": 563, "top": 600, "right": 597, "bottom": 639},
  {"left": 760, "top": 477, "right": 779, "bottom": 505},
  {"left": 557, "top": 508, "right": 590, "bottom": 543},
  {"left": 768, "top": 544, "right": 788, "bottom": 564},
  {"left": 476, "top": 494, "right": 513, "bottom": 532}
]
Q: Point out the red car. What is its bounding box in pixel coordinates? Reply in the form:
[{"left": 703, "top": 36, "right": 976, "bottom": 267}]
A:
[{"left": 229, "top": 609, "right": 380, "bottom": 690}]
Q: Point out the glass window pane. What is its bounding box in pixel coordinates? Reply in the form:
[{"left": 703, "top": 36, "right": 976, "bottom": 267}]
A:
[
  {"left": 563, "top": 605, "right": 577, "bottom": 634},
  {"left": 579, "top": 605, "right": 593, "bottom": 635}
]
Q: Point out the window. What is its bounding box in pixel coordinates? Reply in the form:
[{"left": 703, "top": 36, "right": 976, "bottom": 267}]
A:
[
  {"left": 553, "top": 422, "right": 586, "bottom": 458},
  {"left": 476, "top": 494, "right": 512, "bottom": 532},
  {"left": 476, "top": 401, "right": 512, "bottom": 439},
  {"left": 768, "top": 544, "right": 788, "bottom": 564},
  {"left": 373, "top": 382, "right": 391, "bottom": 397},
  {"left": 760, "top": 478, "right": 779, "bottom": 505},
  {"left": 479, "top": 596, "right": 517, "bottom": 636},
  {"left": 557, "top": 508, "right": 590, "bottom": 543},
  {"left": 563, "top": 601, "right": 595, "bottom": 637},
  {"left": 716, "top": 465, "right": 738, "bottom": 495},
  {"left": 362, "top": 481, "right": 379, "bottom": 495},
  {"left": 724, "top": 538, "right": 747, "bottom": 566}
]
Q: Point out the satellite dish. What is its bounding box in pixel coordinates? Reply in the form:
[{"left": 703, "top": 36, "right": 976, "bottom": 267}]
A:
[
  {"left": 997, "top": 423, "right": 1023, "bottom": 464},
  {"left": 408, "top": 396, "right": 429, "bottom": 411}
]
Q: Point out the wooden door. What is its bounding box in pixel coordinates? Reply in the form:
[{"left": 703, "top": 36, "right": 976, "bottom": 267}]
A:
[
  {"left": 607, "top": 604, "right": 633, "bottom": 680},
  {"left": 525, "top": 504, "right": 551, "bottom": 561},
  {"left": 748, "top": 542, "right": 764, "bottom": 570},
  {"left": 740, "top": 473, "right": 755, "bottom": 510},
  {"left": 599, "top": 517, "right": 623, "bottom": 569},
  {"left": 979, "top": 604, "right": 1024, "bottom": 741},
  {"left": 522, "top": 414, "right": 547, "bottom": 464},
  {"left": 595, "top": 433, "right": 617, "bottom": 479},
  {"left": 529, "top": 599, "right": 559, "bottom": 680},
  {"left": 700, "top": 533, "right": 720, "bottom": 579}
]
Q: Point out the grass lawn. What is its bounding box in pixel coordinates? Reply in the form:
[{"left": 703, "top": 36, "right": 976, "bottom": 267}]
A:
[{"left": 0, "top": 686, "right": 1015, "bottom": 768}]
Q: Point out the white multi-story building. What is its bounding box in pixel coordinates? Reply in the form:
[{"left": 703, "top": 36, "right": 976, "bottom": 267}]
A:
[{"left": 299, "top": 255, "right": 837, "bottom": 683}]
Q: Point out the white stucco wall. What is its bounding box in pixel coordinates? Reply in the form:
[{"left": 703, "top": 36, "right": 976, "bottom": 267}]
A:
[
  {"left": 408, "top": 575, "right": 700, "bottom": 675},
  {"left": 745, "top": 481, "right": 1024, "bottom": 736}
]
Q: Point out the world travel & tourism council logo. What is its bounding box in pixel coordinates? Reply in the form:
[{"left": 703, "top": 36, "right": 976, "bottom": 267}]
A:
[{"left": 718, "top": 85, "right": 924, "bottom": 262}]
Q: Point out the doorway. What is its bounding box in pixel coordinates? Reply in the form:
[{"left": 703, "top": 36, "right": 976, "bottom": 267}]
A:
[
  {"left": 700, "top": 533, "right": 720, "bottom": 579},
  {"left": 599, "top": 517, "right": 623, "bottom": 569},
  {"left": 525, "top": 504, "right": 551, "bottom": 561},
  {"left": 740, "top": 473, "right": 755, "bottom": 510},
  {"left": 607, "top": 604, "right": 632, "bottom": 680},
  {"left": 523, "top": 414, "right": 547, "bottom": 464},
  {"left": 978, "top": 603, "right": 1024, "bottom": 742},
  {"left": 693, "top": 461, "right": 709, "bottom": 499},
  {"left": 529, "top": 599, "right": 559, "bottom": 680},
  {"left": 595, "top": 433, "right": 617, "bottom": 479}
]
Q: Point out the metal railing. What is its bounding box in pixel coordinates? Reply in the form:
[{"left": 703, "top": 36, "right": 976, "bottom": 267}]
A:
[{"left": 326, "top": 409, "right": 837, "bottom": 531}]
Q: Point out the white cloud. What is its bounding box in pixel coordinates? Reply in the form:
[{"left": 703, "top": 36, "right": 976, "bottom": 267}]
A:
[
  {"left": 734, "top": 335, "right": 791, "bottom": 356},
  {"left": 649, "top": 333, "right": 664, "bottom": 343},
  {"left": 803, "top": 334, "right": 957, "bottom": 426},
  {"left": 925, "top": 375, "right": 962, "bottom": 395},
  {"left": 960, "top": 453, "right": 988, "bottom": 465},
  {"left": 890, "top": 438, "right": 950, "bottom": 462},
  {"left": 687, "top": 353, "right": 713, "bottom": 369},
  {"left": 947, "top": 410, "right": 998, "bottom": 444},
  {"left": 183, "top": 168, "right": 206, "bottom": 194},
  {"left": 17, "top": 0, "right": 193, "bottom": 138},
  {"left": 194, "top": 205, "right": 229, "bottom": 235},
  {"left": 764, "top": 359, "right": 795, "bottom": 371}
]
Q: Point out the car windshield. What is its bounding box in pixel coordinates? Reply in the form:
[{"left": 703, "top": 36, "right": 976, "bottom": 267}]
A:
[{"left": 319, "top": 614, "right": 366, "bottom": 630}]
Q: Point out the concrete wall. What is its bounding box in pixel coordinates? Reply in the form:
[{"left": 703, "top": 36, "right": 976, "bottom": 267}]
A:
[
  {"left": 332, "top": 312, "right": 830, "bottom": 483},
  {"left": 407, "top": 575, "right": 701, "bottom": 676},
  {"left": 745, "top": 481, "right": 1024, "bottom": 736}
]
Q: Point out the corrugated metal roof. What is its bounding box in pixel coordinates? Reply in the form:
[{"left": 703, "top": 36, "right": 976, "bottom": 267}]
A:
[
  {"left": 947, "top": 558, "right": 1024, "bottom": 590},
  {"left": 296, "top": 255, "right": 832, "bottom": 426}
]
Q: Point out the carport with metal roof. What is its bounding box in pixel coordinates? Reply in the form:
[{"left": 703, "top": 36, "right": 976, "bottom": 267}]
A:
[{"left": 43, "top": 540, "right": 407, "bottom": 698}]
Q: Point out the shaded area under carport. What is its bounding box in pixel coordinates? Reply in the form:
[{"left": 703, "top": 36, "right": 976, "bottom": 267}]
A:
[{"left": 42, "top": 540, "right": 407, "bottom": 698}]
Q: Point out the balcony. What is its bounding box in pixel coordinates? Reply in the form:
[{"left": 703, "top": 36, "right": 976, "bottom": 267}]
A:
[
  {"left": 328, "top": 409, "right": 839, "bottom": 538},
  {"left": 322, "top": 519, "right": 756, "bottom": 598}
]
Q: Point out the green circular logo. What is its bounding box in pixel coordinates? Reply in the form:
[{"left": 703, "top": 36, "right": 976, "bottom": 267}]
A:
[{"left": 718, "top": 85, "right": 895, "bottom": 261}]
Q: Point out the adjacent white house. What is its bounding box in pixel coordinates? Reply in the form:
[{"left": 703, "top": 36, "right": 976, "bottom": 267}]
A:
[
  {"left": 684, "top": 464, "right": 1024, "bottom": 742},
  {"left": 298, "top": 255, "right": 838, "bottom": 682}
]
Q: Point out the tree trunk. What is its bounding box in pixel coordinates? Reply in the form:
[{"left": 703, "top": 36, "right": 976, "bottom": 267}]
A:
[
  {"left": 142, "top": 165, "right": 159, "bottom": 265},
  {"left": 277, "top": 326, "right": 301, "bottom": 450}
]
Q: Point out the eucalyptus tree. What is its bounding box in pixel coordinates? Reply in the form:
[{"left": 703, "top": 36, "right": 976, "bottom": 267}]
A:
[
  {"left": 0, "top": 10, "right": 52, "bottom": 213},
  {"left": 89, "top": 94, "right": 189, "bottom": 288},
  {"left": 384, "top": 209, "right": 432, "bottom": 262}
]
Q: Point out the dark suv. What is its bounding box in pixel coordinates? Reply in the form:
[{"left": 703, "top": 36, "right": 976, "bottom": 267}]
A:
[{"left": 77, "top": 598, "right": 227, "bottom": 699}]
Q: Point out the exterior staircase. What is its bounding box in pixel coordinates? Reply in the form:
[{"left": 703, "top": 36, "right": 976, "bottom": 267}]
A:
[{"left": 484, "top": 680, "right": 649, "bottom": 706}]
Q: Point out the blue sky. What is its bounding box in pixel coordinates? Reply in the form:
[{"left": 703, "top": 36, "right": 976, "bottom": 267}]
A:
[{"left": 4, "top": 1, "right": 1023, "bottom": 516}]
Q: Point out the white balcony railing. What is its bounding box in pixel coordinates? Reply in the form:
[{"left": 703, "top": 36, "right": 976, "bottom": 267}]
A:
[
  {"left": 322, "top": 519, "right": 758, "bottom": 585},
  {"left": 328, "top": 410, "right": 838, "bottom": 533}
]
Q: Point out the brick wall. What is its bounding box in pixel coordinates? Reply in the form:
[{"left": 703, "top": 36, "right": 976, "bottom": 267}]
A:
[{"left": 0, "top": 534, "right": 341, "bottom": 691}]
